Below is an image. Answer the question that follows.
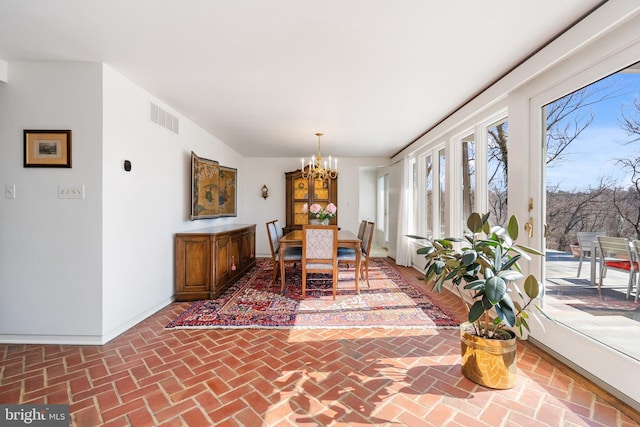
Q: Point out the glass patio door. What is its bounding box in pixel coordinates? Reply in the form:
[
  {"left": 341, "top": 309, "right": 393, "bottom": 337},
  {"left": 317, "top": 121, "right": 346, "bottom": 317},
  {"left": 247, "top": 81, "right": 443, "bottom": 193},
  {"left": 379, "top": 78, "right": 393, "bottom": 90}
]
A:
[{"left": 537, "top": 61, "right": 640, "bottom": 363}]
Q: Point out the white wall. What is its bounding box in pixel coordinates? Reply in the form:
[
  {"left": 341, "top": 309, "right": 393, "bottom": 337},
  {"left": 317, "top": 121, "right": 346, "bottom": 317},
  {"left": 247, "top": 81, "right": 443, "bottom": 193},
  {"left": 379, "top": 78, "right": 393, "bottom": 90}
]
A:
[
  {"left": 358, "top": 168, "right": 377, "bottom": 222},
  {"left": 0, "top": 62, "right": 104, "bottom": 341},
  {"left": 0, "top": 62, "right": 249, "bottom": 344},
  {"left": 101, "top": 66, "right": 247, "bottom": 341},
  {"left": 385, "top": 163, "right": 400, "bottom": 259}
]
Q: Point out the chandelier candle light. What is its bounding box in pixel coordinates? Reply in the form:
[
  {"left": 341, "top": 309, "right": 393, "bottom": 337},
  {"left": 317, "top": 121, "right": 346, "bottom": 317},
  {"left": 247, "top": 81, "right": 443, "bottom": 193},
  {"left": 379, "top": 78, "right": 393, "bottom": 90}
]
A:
[{"left": 301, "top": 132, "right": 338, "bottom": 181}]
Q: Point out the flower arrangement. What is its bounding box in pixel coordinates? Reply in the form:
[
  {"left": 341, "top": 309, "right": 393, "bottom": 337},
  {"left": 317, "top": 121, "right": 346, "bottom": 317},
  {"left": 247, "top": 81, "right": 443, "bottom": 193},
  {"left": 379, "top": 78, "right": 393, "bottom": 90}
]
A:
[{"left": 303, "top": 202, "right": 337, "bottom": 220}]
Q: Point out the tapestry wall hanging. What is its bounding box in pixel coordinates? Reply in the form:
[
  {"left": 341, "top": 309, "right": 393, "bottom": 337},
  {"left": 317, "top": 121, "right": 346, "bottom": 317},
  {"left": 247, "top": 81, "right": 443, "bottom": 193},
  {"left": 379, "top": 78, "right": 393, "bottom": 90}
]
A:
[{"left": 191, "top": 151, "right": 237, "bottom": 220}]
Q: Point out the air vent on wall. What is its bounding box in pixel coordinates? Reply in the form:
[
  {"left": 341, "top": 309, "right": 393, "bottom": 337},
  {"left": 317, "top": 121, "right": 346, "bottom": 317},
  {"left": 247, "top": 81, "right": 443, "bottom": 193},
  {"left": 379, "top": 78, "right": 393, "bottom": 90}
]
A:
[{"left": 150, "top": 102, "right": 179, "bottom": 135}]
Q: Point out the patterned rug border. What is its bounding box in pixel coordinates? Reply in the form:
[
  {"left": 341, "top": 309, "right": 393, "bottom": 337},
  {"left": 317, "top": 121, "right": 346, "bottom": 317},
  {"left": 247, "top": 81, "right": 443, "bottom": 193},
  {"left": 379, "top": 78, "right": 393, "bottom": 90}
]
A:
[{"left": 166, "top": 257, "right": 460, "bottom": 330}]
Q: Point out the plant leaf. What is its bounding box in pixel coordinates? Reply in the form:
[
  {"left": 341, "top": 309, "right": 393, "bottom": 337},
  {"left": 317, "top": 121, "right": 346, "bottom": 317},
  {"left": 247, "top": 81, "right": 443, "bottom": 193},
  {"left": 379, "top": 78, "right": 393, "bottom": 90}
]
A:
[
  {"left": 497, "top": 270, "right": 523, "bottom": 282},
  {"left": 485, "top": 275, "right": 506, "bottom": 304},
  {"left": 524, "top": 274, "right": 540, "bottom": 299},
  {"left": 500, "top": 254, "right": 521, "bottom": 271},
  {"left": 467, "top": 213, "right": 484, "bottom": 233},
  {"left": 514, "top": 244, "right": 544, "bottom": 258},
  {"left": 507, "top": 215, "right": 519, "bottom": 240},
  {"left": 468, "top": 300, "right": 485, "bottom": 323},
  {"left": 405, "top": 234, "right": 428, "bottom": 240},
  {"left": 463, "top": 279, "right": 485, "bottom": 290},
  {"left": 496, "top": 296, "right": 516, "bottom": 327},
  {"left": 416, "top": 246, "right": 433, "bottom": 255},
  {"left": 461, "top": 249, "right": 477, "bottom": 267}
]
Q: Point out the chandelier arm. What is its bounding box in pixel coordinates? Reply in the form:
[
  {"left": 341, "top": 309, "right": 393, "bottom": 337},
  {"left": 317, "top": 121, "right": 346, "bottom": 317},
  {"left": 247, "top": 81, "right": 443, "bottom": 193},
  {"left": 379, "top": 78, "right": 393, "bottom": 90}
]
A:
[{"left": 299, "top": 132, "right": 338, "bottom": 182}]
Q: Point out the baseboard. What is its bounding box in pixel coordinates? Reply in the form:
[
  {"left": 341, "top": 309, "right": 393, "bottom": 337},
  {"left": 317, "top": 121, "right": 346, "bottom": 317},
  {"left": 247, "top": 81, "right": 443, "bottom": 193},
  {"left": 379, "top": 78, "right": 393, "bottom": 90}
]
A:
[
  {"left": 0, "top": 297, "right": 175, "bottom": 346},
  {"left": 0, "top": 334, "right": 104, "bottom": 346},
  {"left": 101, "top": 296, "right": 174, "bottom": 344}
]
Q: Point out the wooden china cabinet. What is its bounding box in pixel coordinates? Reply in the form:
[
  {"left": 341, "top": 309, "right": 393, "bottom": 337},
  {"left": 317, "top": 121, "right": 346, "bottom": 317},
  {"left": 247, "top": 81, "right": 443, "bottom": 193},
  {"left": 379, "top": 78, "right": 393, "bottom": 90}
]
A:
[{"left": 284, "top": 167, "right": 338, "bottom": 233}]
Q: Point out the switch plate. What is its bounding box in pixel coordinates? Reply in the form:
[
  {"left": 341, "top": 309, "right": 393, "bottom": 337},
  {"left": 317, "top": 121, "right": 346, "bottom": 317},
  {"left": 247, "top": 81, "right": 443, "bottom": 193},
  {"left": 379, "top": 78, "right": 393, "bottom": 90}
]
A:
[
  {"left": 5, "top": 184, "right": 15, "bottom": 199},
  {"left": 58, "top": 184, "right": 85, "bottom": 199}
]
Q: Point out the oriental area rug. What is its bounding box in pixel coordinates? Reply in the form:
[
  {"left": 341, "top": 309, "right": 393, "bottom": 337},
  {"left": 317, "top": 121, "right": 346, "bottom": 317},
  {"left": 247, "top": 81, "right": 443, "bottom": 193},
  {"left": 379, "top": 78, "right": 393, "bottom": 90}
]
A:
[{"left": 166, "top": 257, "right": 460, "bottom": 330}]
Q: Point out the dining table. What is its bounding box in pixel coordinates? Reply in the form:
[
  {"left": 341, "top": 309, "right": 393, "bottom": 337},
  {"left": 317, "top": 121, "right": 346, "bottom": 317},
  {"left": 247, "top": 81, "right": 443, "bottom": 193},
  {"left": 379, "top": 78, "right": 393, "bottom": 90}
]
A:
[{"left": 279, "top": 229, "right": 362, "bottom": 293}]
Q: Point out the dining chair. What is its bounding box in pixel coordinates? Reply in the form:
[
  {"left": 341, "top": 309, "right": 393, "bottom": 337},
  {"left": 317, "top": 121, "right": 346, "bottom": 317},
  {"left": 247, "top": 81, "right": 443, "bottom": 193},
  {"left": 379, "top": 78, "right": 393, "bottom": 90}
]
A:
[
  {"left": 357, "top": 219, "right": 367, "bottom": 240},
  {"left": 576, "top": 231, "right": 607, "bottom": 277},
  {"left": 337, "top": 221, "right": 375, "bottom": 288},
  {"left": 596, "top": 236, "right": 638, "bottom": 301},
  {"left": 301, "top": 224, "right": 338, "bottom": 299},
  {"left": 266, "top": 220, "right": 301, "bottom": 284},
  {"left": 274, "top": 219, "right": 284, "bottom": 240}
]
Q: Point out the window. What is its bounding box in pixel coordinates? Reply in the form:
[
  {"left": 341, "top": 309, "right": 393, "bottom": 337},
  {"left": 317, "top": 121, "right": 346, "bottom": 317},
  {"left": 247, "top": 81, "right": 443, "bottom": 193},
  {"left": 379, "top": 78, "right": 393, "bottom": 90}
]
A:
[
  {"left": 438, "top": 148, "right": 446, "bottom": 236},
  {"left": 425, "top": 154, "right": 433, "bottom": 239},
  {"left": 461, "top": 134, "right": 475, "bottom": 221},
  {"left": 487, "top": 120, "right": 508, "bottom": 225}
]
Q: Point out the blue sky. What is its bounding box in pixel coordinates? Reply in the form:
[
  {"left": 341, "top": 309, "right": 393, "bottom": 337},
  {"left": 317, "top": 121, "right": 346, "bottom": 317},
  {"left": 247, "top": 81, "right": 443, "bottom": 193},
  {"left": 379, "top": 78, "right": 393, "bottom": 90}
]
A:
[{"left": 545, "top": 69, "right": 640, "bottom": 191}]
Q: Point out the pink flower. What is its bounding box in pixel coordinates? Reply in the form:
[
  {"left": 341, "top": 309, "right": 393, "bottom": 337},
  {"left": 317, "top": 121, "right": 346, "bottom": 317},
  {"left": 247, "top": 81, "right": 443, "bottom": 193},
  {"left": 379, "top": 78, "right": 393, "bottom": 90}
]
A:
[
  {"left": 309, "top": 203, "right": 322, "bottom": 214},
  {"left": 325, "top": 203, "right": 337, "bottom": 215},
  {"left": 302, "top": 203, "right": 308, "bottom": 213}
]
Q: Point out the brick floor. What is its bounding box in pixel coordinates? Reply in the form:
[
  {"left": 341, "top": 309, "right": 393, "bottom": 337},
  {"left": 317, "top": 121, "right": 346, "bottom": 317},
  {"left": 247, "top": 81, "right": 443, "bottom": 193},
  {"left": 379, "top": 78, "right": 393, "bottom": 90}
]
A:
[{"left": 1, "top": 264, "right": 638, "bottom": 426}]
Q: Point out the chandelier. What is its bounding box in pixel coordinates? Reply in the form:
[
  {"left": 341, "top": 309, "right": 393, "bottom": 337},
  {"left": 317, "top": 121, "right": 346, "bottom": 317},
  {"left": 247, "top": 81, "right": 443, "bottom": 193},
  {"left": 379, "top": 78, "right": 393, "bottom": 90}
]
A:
[{"left": 300, "top": 132, "right": 338, "bottom": 181}]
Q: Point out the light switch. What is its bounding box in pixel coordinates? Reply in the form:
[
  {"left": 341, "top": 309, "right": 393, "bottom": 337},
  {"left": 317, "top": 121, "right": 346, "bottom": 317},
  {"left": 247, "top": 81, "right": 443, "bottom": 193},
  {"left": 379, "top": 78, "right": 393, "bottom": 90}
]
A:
[
  {"left": 58, "top": 185, "right": 85, "bottom": 199},
  {"left": 5, "top": 184, "right": 15, "bottom": 199}
]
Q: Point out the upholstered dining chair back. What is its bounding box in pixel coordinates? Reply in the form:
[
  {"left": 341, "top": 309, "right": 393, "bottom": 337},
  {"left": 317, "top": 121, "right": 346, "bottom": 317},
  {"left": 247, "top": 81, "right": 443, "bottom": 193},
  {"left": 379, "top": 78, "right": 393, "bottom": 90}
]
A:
[
  {"left": 361, "top": 221, "right": 375, "bottom": 255},
  {"left": 266, "top": 219, "right": 301, "bottom": 283},
  {"left": 337, "top": 221, "right": 375, "bottom": 288},
  {"left": 266, "top": 220, "right": 280, "bottom": 256},
  {"left": 302, "top": 225, "right": 338, "bottom": 299},
  {"left": 357, "top": 220, "right": 367, "bottom": 241},
  {"left": 360, "top": 221, "right": 375, "bottom": 285},
  {"left": 274, "top": 220, "right": 284, "bottom": 240}
]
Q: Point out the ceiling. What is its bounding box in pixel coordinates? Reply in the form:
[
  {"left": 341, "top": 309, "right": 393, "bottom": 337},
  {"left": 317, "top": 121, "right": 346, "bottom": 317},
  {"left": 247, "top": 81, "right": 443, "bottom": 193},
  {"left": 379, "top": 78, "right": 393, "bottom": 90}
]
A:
[{"left": 0, "top": 0, "right": 604, "bottom": 159}]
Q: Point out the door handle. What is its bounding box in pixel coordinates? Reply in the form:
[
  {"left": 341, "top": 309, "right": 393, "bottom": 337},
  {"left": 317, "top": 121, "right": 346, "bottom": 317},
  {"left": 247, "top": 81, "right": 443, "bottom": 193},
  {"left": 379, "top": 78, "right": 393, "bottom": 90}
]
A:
[{"left": 524, "top": 217, "right": 534, "bottom": 238}]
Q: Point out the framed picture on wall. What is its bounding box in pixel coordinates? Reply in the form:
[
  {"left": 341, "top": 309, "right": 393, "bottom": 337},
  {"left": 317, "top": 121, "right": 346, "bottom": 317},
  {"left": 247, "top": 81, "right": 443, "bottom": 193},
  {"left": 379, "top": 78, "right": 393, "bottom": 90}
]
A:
[
  {"left": 190, "top": 152, "right": 238, "bottom": 220},
  {"left": 191, "top": 152, "right": 220, "bottom": 220},
  {"left": 218, "top": 165, "right": 237, "bottom": 217},
  {"left": 23, "top": 129, "right": 72, "bottom": 168}
]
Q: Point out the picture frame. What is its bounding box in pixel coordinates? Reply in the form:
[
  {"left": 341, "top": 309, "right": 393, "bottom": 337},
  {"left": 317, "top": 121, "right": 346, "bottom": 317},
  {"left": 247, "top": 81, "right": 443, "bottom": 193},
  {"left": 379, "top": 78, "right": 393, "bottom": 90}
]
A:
[
  {"left": 218, "top": 165, "right": 237, "bottom": 217},
  {"left": 24, "top": 130, "right": 72, "bottom": 168},
  {"left": 191, "top": 152, "right": 220, "bottom": 220},
  {"left": 190, "top": 152, "right": 238, "bottom": 220}
]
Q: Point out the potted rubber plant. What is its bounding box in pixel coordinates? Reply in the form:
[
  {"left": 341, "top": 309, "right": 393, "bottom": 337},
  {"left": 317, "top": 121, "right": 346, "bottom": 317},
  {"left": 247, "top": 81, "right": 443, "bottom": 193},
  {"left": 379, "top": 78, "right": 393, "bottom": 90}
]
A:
[{"left": 408, "top": 212, "right": 547, "bottom": 389}]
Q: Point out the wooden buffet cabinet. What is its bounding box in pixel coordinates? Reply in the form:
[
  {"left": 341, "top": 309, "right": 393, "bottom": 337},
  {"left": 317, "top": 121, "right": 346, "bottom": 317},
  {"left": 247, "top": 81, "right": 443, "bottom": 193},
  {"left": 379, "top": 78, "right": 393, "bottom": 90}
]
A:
[
  {"left": 174, "top": 224, "right": 256, "bottom": 301},
  {"left": 284, "top": 167, "right": 338, "bottom": 233}
]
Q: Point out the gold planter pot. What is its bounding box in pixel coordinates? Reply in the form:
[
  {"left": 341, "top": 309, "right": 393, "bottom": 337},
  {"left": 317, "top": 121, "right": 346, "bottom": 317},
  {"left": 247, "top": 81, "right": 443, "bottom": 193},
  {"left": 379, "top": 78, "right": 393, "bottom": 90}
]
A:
[{"left": 460, "top": 322, "right": 517, "bottom": 389}]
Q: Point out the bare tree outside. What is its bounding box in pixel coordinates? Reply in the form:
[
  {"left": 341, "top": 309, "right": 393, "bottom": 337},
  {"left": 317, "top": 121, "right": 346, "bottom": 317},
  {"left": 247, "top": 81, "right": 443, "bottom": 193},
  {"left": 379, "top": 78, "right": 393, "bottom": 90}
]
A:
[
  {"left": 487, "top": 122, "right": 508, "bottom": 225},
  {"left": 544, "top": 61, "right": 640, "bottom": 250}
]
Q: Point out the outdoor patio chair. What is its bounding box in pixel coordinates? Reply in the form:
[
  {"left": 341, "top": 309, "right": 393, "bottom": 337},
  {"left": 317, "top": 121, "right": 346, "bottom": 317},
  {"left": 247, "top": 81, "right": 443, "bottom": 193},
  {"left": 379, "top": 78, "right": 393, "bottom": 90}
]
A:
[
  {"left": 576, "top": 231, "right": 607, "bottom": 277},
  {"left": 631, "top": 240, "right": 640, "bottom": 302},
  {"left": 302, "top": 225, "right": 338, "bottom": 299},
  {"left": 596, "top": 236, "right": 638, "bottom": 301}
]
